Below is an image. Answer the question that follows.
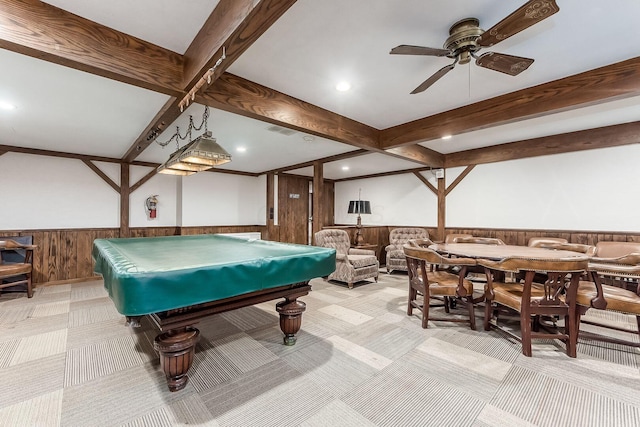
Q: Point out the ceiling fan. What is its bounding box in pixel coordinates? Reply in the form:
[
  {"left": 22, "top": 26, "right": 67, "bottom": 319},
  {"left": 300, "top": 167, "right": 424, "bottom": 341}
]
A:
[{"left": 390, "top": 0, "right": 559, "bottom": 94}]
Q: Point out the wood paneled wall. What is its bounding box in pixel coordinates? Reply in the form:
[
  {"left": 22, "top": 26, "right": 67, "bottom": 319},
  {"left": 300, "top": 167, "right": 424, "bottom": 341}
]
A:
[
  {"left": 6, "top": 223, "right": 636, "bottom": 285},
  {"left": 329, "top": 225, "right": 640, "bottom": 266},
  {"left": 0, "top": 225, "right": 266, "bottom": 285}
]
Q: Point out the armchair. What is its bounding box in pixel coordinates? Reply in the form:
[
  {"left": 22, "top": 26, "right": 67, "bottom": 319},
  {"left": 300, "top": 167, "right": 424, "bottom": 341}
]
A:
[
  {"left": 314, "top": 229, "right": 379, "bottom": 289},
  {"left": 385, "top": 228, "right": 429, "bottom": 273}
]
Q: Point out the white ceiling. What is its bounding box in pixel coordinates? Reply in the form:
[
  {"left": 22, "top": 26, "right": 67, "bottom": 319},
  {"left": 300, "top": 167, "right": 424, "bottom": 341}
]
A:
[{"left": 1, "top": 1, "right": 639, "bottom": 177}]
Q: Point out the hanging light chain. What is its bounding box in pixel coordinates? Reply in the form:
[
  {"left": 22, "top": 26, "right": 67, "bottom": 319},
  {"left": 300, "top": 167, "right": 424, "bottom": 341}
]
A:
[{"left": 154, "top": 106, "right": 211, "bottom": 149}]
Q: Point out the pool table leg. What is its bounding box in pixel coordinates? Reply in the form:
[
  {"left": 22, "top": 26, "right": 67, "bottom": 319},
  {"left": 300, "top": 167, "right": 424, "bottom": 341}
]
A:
[
  {"left": 153, "top": 326, "right": 200, "bottom": 392},
  {"left": 276, "top": 297, "right": 306, "bottom": 346}
]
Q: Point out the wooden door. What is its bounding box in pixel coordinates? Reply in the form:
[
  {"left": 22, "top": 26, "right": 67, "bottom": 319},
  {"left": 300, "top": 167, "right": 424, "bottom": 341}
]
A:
[{"left": 277, "top": 175, "right": 310, "bottom": 244}]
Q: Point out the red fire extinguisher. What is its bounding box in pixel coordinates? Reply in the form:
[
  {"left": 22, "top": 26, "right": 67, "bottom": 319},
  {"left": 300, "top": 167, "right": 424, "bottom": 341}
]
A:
[{"left": 146, "top": 195, "right": 158, "bottom": 219}]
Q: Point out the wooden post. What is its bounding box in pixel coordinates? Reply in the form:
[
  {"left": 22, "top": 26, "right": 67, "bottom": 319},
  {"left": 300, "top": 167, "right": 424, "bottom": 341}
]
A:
[
  {"left": 120, "top": 163, "right": 130, "bottom": 238},
  {"left": 437, "top": 172, "right": 445, "bottom": 242},
  {"left": 312, "top": 161, "right": 324, "bottom": 241},
  {"left": 266, "top": 173, "right": 278, "bottom": 241}
]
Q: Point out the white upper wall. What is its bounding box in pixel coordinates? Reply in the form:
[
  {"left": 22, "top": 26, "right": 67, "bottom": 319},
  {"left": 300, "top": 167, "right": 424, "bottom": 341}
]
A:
[
  {"left": 0, "top": 152, "right": 267, "bottom": 230},
  {"left": 335, "top": 174, "right": 438, "bottom": 226},
  {"left": 335, "top": 144, "right": 640, "bottom": 233},
  {"left": 446, "top": 145, "right": 640, "bottom": 232},
  {"left": 0, "top": 153, "right": 120, "bottom": 229},
  {"left": 181, "top": 172, "right": 266, "bottom": 226}
]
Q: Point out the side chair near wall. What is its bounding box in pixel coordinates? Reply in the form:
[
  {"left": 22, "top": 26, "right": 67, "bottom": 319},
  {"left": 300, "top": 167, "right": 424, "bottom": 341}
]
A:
[
  {"left": 481, "top": 256, "right": 589, "bottom": 357},
  {"left": 527, "top": 237, "right": 568, "bottom": 247},
  {"left": 444, "top": 233, "right": 473, "bottom": 243},
  {"left": 0, "top": 238, "right": 37, "bottom": 298},
  {"left": 385, "top": 227, "right": 429, "bottom": 273},
  {"left": 403, "top": 239, "right": 477, "bottom": 329},
  {"left": 453, "top": 236, "right": 505, "bottom": 245},
  {"left": 314, "top": 229, "right": 379, "bottom": 289},
  {"left": 575, "top": 241, "right": 640, "bottom": 347}
]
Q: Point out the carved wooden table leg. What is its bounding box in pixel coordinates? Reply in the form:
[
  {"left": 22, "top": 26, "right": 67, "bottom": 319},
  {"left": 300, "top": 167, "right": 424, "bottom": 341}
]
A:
[
  {"left": 153, "top": 326, "right": 200, "bottom": 392},
  {"left": 276, "top": 297, "right": 306, "bottom": 346}
]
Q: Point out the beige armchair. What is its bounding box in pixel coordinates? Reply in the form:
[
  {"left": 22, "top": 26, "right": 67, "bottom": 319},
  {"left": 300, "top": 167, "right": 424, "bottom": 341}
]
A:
[
  {"left": 385, "top": 228, "right": 429, "bottom": 273},
  {"left": 314, "top": 229, "right": 379, "bottom": 289}
]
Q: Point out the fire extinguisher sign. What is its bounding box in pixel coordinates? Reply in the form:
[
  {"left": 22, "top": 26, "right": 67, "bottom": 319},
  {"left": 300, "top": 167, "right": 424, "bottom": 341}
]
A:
[{"left": 146, "top": 195, "right": 158, "bottom": 219}]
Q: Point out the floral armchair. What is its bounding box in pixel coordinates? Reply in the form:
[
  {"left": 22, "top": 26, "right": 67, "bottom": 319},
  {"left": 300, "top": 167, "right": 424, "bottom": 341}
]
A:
[
  {"left": 314, "top": 229, "right": 379, "bottom": 289},
  {"left": 385, "top": 228, "right": 429, "bottom": 273}
]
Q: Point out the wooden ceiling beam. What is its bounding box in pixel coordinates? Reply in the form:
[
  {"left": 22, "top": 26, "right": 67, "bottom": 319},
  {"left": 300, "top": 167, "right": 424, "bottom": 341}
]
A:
[
  {"left": 445, "top": 121, "right": 640, "bottom": 168},
  {"left": 0, "top": 0, "right": 183, "bottom": 95},
  {"left": 385, "top": 145, "right": 444, "bottom": 168},
  {"left": 123, "top": 0, "right": 296, "bottom": 162},
  {"left": 381, "top": 57, "right": 640, "bottom": 149},
  {"left": 261, "top": 149, "right": 369, "bottom": 175},
  {"left": 202, "top": 73, "right": 380, "bottom": 151},
  {"left": 183, "top": 0, "right": 297, "bottom": 90}
]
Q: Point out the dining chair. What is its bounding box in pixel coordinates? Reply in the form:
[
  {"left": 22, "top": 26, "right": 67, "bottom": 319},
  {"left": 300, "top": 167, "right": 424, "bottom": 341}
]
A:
[
  {"left": 444, "top": 233, "right": 473, "bottom": 243},
  {"left": 575, "top": 241, "right": 640, "bottom": 348},
  {"left": 403, "top": 239, "right": 478, "bottom": 329},
  {"left": 452, "top": 236, "right": 505, "bottom": 245},
  {"left": 0, "top": 238, "right": 37, "bottom": 298},
  {"left": 481, "top": 256, "right": 588, "bottom": 357},
  {"left": 527, "top": 237, "right": 568, "bottom": 247}
]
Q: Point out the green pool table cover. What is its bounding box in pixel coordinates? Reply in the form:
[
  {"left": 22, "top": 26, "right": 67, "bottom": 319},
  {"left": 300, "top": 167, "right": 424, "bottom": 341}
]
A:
[{"left": 93, "top": 234, "right": 336, "bottom": 316}]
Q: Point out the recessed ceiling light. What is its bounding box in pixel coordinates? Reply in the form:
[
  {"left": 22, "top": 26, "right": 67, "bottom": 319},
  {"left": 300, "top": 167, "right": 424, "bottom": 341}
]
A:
[
  {"left": 236, "top": 147, "right": 246, "bottom": 152},
  {"left": 0, "top": 101, "right": 16, "bottom": 110},
  {"left": 342, "top": 166, "right": 350, "bottom": 171},
  {"left": 441, "top": 135, "right": 452, "bottom": 140},
  {"left": 335, "top": 81, "right": 351, "bottom": 92}
]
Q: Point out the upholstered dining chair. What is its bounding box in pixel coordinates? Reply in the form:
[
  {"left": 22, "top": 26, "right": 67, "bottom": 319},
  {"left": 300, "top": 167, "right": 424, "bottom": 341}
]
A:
[
  {"left": 385, "top": 227, "right": 429, "bottom": 273},
  {"left": 481, "top": 256, "right": 588, "bottom": 357},
  {"left": 453, "top": 236, "right": 505, "bottom": 245},
  {"left": 314, "top": 229, "right": 379, "bottom": 289},
  {"left": 0, "top": 238, "right": 37, "bottom": 298},
  {"left": 403, "top": 239, "right": 477, "bottom": 329},
  {"left": 574, "top": 241, "right": 640, "bottom": 348},
  {"left": 527, "top": 237, "right": 568, "bottom": 247},
  {"left": 444, "top": 233, "right": 473, "bottom": 243}
]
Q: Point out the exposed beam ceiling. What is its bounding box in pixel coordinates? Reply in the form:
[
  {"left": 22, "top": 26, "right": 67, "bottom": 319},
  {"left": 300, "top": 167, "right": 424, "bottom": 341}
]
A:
[
  {"left": 380, "top": 57, "right": 640, "bottom": 149},
  {"left": 122, "top": 0, "right": 298, "bottom": 162},
  {"left": 1, "top": 2, "right": 639, "bottom": 177},
  {"left": 202, "top": 73, "right": 380, "bottom": 151},
  {"left": 0, "top": 0, "right": 183, "bottom": 95}
]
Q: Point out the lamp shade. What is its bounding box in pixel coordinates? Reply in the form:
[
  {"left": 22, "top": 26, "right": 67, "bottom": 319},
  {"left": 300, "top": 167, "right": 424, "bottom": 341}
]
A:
[
  {"left": 347, "top": 200, "right": 371, "bottom": 214},
  {"left": 177, "top": 131, "right": 232, "bottom": 167}
]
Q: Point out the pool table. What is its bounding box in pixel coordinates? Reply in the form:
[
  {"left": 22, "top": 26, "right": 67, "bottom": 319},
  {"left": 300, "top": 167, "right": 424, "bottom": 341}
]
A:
[{"left": 93, "top": 234, "right": 336, "bottom": 391}]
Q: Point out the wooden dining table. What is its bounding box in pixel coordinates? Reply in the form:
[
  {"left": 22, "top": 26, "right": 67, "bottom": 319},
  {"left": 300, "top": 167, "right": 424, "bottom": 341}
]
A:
[
  {"left": 429, "top": 243, "right": 590, "bottom": 262},
  {"left": 428, "top": 242, "right": 603, "bottom": 357}
]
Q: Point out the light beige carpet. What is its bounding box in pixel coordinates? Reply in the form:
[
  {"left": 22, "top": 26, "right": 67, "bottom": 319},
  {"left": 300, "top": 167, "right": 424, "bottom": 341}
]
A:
[{"left": 1, "top": 273, "right": 640, "bottom": 427}]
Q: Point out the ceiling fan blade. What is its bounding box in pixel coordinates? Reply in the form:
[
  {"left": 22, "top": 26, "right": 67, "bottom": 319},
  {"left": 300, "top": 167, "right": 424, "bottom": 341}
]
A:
[
  {"left": 475, "top": 52, "right": 534, "bottom": 76},
  {"left": 390, "top": 45, "right": 450, "bottom": 56},
  {"left": 477, "top": 0, "right": 559, "bottom": 47},
  {"left": 410, "top": 63, "right": 456, "bottom": 94}
]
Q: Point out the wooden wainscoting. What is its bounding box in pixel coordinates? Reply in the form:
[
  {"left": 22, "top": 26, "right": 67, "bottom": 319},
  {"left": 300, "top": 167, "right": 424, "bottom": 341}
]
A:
[
  {"left": 444, "top": 228, "right": 640, "bottom": 246},
  {"left": 0, "top": 225, "right": 267, "bottom": 285},
  {"left": 326, "top": 226, "right": 640, "bottom": 266},
  {"left": 180, "top": 225, "right": 267, "bottom": 237},
  {"left": 4, "top": 224, "right": 637, "bottom": 285}
]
